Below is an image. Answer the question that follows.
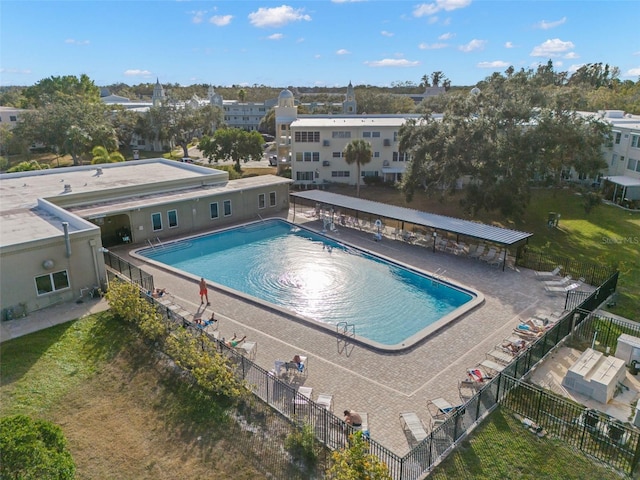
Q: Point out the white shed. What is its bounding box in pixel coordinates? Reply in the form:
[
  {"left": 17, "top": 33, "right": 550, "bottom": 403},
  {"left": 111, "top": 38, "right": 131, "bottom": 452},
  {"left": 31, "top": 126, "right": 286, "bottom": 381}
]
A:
[
  {"left": 614, "top": 334, "right": 640, "bottom": 365},
  {"left": 562, "top": 348, "right": 626, "bottom": 404}
]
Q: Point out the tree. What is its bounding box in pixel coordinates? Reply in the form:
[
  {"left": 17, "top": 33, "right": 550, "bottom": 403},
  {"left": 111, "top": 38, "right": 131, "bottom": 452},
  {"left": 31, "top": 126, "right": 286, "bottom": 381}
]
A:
[
  {"left": 343, "top": 139, "right": 373, "bottom": 197},
  {"left": 430, "top": 71, "right": 446, "bottom": 88},
  {"left": 22, "top": 74, "right": 100, "bottom": 108},
  {"left": 91, "top": 145, "right": 125, "bottom": 164},
  {"left": 326, "top": 431, "right": 391, "bottom": 480},
  {"left": 355, "top": 90, "right": 415, "bottom": 114},
  {"left": 199, "top": 128, "right": 264, "bottom": 172},
  {"left": 259, "top": 107, "right": 276, "bottom": 136},
  {"left": 0, "top": 415, "right": 76, "bottom": 480},
  {"left": 238, "top": 88, "right": 247, "bottom": 102}
]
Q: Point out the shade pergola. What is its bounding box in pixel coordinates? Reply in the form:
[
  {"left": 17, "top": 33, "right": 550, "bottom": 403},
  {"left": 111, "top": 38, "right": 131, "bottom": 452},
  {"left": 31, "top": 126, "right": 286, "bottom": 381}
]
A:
[
  {"left": 603, "top": 176, "right": 640, "bottom": 203},
  {"left": 290, "top": 190, "right": 533, "bottom": 254}
]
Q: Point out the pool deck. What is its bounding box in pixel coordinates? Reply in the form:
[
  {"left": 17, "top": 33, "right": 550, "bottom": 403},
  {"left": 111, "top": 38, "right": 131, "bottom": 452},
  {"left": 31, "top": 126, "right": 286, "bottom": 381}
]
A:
[
  {"left": 0, "top": 209, "right": 585, "bottom": 456},
  {"left": 107, "top": 210, "right": 581, "bottom": 456}
]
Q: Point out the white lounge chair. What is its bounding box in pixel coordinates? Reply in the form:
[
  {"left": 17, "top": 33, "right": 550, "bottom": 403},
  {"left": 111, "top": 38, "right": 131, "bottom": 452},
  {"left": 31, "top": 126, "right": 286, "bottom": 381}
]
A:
[
  {"left": 534, "top": 266, "right": 562, "bottom": 278},
  {"left": 469, "top": 244, "right": 486, "bottom": 259},
  {"left": 545, "top": 282, "right": 581, "bottom": 295},
  {"left": 543, "top": 275, "right": 572, "bottom": 287},
  {"left": 400, "top": 412, "right": 428, "bottom": 445},
  {"left": 316, "top": 393, "right": 333, "bottom": 412},
  {"left": 480, "top": 247, "right": 498, "bottom": 262}
]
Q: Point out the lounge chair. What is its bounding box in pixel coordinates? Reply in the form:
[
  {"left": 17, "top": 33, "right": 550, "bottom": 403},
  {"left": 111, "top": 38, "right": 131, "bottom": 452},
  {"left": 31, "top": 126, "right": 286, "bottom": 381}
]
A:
[
  {"left": 469, "top": 244, "right": 485, "bottom": 259},
  {"left": 479, "top": 359, "right": 505, "bottom": 374},
  {"left": 486, "top": 348, "right": 514, "bottom": 365},
  {"left": 534, "top": 266, "right": 562, "bottom": 278},
  {"left": 316, "top": 393, "right": 333, "bottom": 412},
  {"left": 427, "top": 397, "right": 460, "bottom": 426},
  {"left": 400, "top": 412, "right": 428, "bottom": 445},
  {"left": 543, "top": 275, "right": 572, "bottom": 287},
  {"left": 545, "top": 282, "right": 581, "bottom": 295},
  {"left": 480, "top": 247, "right": 498, "bottom": 262},
  {"left": 285, "top": 355, "right": 308, "bottom": 379}
]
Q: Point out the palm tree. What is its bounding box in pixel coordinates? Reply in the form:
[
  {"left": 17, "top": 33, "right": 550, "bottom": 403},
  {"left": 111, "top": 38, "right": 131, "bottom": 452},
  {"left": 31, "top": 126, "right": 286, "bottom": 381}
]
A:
[
  {"left": 91, "top": 145, "right": 125, "bottom": 164},
  {"left": 343, "top": 139, "right": 373, "bottom": 197}
]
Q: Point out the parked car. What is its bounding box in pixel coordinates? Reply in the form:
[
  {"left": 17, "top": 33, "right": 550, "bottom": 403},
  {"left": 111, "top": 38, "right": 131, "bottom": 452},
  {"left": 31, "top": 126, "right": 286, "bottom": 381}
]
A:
[
  {"left": 180, "top": 157, "right": 194, "bottom": 163},
  {"left": 269, "top": 155, "right": 278, "bottom": 166}
]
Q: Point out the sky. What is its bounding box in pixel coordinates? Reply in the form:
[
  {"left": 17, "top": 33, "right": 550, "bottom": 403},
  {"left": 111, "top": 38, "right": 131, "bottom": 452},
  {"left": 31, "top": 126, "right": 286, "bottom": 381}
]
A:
[{"left": 1, "top": 0, "right": 639, "bottom": 89}]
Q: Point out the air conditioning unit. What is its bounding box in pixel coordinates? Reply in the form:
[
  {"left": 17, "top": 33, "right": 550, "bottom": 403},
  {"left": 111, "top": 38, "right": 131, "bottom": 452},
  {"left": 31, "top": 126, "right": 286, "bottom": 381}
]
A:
[
  {"left": 383, "top": 160, "right": 390, "bottom": 166},
  {"left": 383, "top": 139, "right": 391, "bottom": 146},
  {"left": 322, "top": 139, "right": 330, "bottom": 146},
  {"left": 322, "top": 160, "right": 330, "bottom": 166}
]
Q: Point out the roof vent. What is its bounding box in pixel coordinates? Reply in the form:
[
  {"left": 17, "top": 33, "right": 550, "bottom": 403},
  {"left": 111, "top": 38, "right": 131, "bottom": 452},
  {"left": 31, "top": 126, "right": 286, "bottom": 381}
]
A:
[
  {"left": 63, "top": 184, "right": 72, "bottom": 193},
  {"left": 96, "top": 167, "right": 103, "bottom": 176}
]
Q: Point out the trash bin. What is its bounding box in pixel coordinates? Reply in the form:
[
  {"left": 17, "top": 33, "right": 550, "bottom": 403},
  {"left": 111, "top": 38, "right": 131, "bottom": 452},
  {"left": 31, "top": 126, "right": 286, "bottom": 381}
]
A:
[
  {"left": 547, "top": 212, "right": 556, "bottom": 228},
  {"left": 630, "top": 360, "right": 639, "bottom": 375}
]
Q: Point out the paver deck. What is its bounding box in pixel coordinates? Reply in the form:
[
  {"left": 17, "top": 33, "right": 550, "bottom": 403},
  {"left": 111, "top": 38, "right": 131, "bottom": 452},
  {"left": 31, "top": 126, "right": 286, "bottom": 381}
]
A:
[{"left": 111, "top": 210, "right": 572, "bottom": 455}]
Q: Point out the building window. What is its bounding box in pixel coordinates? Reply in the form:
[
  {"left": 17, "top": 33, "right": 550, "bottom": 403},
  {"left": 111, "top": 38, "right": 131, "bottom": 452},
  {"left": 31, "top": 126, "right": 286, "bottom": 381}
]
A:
[
  {"left": 632, "top": 135, "right": 640, "bottom": 148},
  {"left": 151, "top": 212, "right": 162, "bottom": 231},
  {"left": 331, "top": 131, "right": 351, "bottom": 139},
  {"left": 9, "top": 115, "right": 17, "bottom": 122},
  {"left": 361, "top": 171, "right": 379, "bottom": 178},
  {"left": 374, "top": 152, "right": 380, "bottom": 158},
  {"left": 627, "top": 158, "right": 636, "bottom": 171},
  {"left": 372, "top": 131, "right": 380, "bottom": 138},
  {"left": 332, "top": 151, "right": 343, "bottom": 158},
  {"left": 296, "top": 171, "right": 314, "bottom": 181},
  {"left": 615, "top": 132, "right": 621, "bottom": 144},
  {"left": 258, "top": 193, "right": 266, "bottom": 209},
  {"left": 210, "top": 202, "right": 219, "bottom": 219},
  {"left": 304, "top": 152, "right": 312, "bottom": 162},
  {"left": 296, "top": 152, "right": 303, "bottom": 162},
  {"left": 393, "top": 132, "right": 399, "bottom": 142},
  {"left": 35, "top": 270, "right": 69, "bottom": 295},
  {"left": 392, "top": 152, "right": 408, "bottom": 162},
  {"left": 611, "top": 154, "right": 617, "bottom": 166},
  {"left": 294, "top": 131, "right": 320, "bottom": 142},
  {"left": 167, "top": 210, "right": 178, "bottom": 228},
  {"left": 331, "top": 171, "right": 351, "bottom": 177},
  {"left": 223, "top": 200, "right": 232, "bottom": 216},
  {"left": 363, "top": 132, "right": 371, "bottom": 138},
  {"left": 269, "top": 191, "right": 276, "bottom": 207}
]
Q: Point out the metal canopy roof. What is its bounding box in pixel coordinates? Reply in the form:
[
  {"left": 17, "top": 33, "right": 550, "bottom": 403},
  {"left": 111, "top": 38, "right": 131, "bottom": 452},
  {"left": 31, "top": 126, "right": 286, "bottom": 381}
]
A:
[{"left": 291, "top": 190, "right": 533, "bottom": 246}]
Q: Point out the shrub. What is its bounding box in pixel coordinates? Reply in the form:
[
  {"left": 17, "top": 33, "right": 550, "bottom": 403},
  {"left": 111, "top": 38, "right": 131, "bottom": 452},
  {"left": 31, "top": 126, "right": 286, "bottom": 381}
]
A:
[
  {"left": 0, "top": 415, "right": 76, "bottom": 480},
  {"left": 285, "top": 423, "right": 319, "bottom": 470},
  {"left": 326, "top": 431, "right": 391, "bottom": 480}
]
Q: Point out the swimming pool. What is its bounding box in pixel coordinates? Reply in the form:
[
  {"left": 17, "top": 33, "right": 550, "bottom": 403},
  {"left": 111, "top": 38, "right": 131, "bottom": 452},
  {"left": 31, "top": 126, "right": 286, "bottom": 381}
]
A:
[{"left": 136, "top": 219, "right": 482, "bottom": 350}]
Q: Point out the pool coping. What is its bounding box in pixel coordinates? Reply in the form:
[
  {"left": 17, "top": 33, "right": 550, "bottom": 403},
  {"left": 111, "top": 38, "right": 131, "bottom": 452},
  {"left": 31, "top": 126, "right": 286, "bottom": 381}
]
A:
[{"left": 130, "top": 219, "right": 485, "bottom": 353}]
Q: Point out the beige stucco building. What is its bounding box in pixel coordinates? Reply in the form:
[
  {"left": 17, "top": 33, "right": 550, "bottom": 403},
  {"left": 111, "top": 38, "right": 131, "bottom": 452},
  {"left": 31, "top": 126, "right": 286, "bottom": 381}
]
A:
[{"left": 0, "top": 159, "right": 291, "bottom": 319}]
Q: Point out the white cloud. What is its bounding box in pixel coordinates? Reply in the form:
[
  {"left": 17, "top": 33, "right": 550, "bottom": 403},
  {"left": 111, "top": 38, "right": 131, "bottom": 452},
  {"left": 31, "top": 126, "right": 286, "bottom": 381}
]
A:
[
  {"left": 191, "top": 11, "right": 206, "bottom": 24},
  {"left": 535, "top": 17, "right": 567, "bottom": 30},
  {"left": 530, "top": 38, "right": 575, "bottom": 57},
  {"left": 296, "top": 37, "right": 305, "bottom": 43},
  {"left": 124, "top": 69, "right": 152, "bottom": 77},
  {"left": 64, "top": 39, "right": 90, "bottom": 46},
  {"left": 0, "top": 68, "right": 32, "bottom": 74},
  {"left": 268, "top": 33, "right": 284, "bottom": 40},
  {"left": 248, "top": 5, "right": 311, "bottom": 28},
  {"left": 331, "top": 0, "right": 366, "bottom": 3},
  {"left": 477, "top": 60, "right": 510, "bottom": 68},
  {"left": 336, "top": 49, "right": 351, "bottom": 55},
  {"left": 438, "top": 32, "right": 454, "bottom": 40},
  {"left": 567, "top": 63, "right": 584, "bottom": 74},
  {"left": 381, "top": 30, "right": 394, "bottom": 37},
  {"left": 413, "top": 0, "right": 472, "bottom": 17},
  {"left": 625, "top": 67, "right": 640, "bottom": 77},
  {"left": 564, "top": 51, "right": 579, "bottom": 59},
  {"left": 365, "top": 58, "right": 420, "bottom": 67},
  {"left": 459, "top": 39, "right": 486, "bottom": 52},
  {"left": 633, "top": 51, "right": 640, "bottom": 56},
  {"left": 418, "top": 42, "right": 448, "bottom": 50},
  {"left": 209, "top": 15, "right": 233, "bottom": 26},
  {"left": 504, "top": 41, "right": 515, "bottom": 49}
]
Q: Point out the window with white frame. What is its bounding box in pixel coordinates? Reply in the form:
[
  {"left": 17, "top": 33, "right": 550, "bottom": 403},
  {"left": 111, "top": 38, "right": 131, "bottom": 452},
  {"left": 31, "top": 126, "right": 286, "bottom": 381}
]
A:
[
  {"left": 295, "top": 152, "right": 303, "bottom": 162},
  {"left": 296, "top": 171, "right": 314, "bottom": 181},
  {"left": 331, "top": 171, "right": 351, "bottom": 177},
  {"left": 615, "top": 132, "right": 621, "bottom": 144},
  {"left": 269, "top": 191, "right": 276, "bottom": 207},
  {"left": 392, "top": 152, "right": 408, "bottom": 162},
  {"left": 361, "top": 171, "right": 379, "bottom": 178},
  {"left": 151, "top": 212, "right": 162, "bottom": 231},
  {"left": 627, "top": 158, "right": 636, "bottom": 171},
  {"left": 611, "top": 154, "right": 617, "bottom": 165},
  {"left": 632, "top": 135, "right": 639, "bottom": 148},
  {"left": 35, "top": 270, "right": 70, "bottom": 295},
  {"left": 374, "top": 152, "right": 380, "bottom": 158},
  {"left": 332, "top": 152, "right": 343, "bottom": 158},
  {"left": 331, "top": 131, "right": 351, "bottom": 139},
  {"left": 223, "top": 200, "right": 232, "bottom": 216},
  {"left": 167, "top": 210, "right": 178, "bottom": 228},
  {"left": 258, "top": 193, "right": 266, "bottom": 209},
  {"left": 210, "top": 202, "right": 219, "bottom": 219},
  {"left": 294, "top": 131, "right": 320, "bottom": 142}
]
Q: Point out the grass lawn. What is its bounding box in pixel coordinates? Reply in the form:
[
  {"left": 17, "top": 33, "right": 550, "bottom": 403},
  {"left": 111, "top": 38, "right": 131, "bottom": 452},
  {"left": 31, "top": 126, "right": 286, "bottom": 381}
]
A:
[
  {"left": 0, "top": 313, "right": 272, "bottom": 480},
  {"left": 429, "top": 408, "right": 623, "bottom": 480},
  {"left": 329, "top": 184, "right": 640, "bottom": 320}
]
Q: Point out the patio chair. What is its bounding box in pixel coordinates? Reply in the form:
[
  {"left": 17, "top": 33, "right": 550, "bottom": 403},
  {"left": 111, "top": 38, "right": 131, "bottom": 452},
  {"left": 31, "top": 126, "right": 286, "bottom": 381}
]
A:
[
  {"left": 427, "top": 397, "right": 460, "bottom": 426},
  {"left": 545, "top": 282, "right": 581, "bottom": 295},
  {"left": 486, "top": 348, "right": 514, "bottom": 365},
  {"left": 316, "top": 393, "right": 333, "bottom": 412},
  {"left": 286, "top": 355, "right": 308, "bottom": 379},
  {"left": 400, "top": 412, "right": 428, "bottom": 445},
  {"left": 238, "top": 340, "right": 257, "bottom": 360},
  {"left": 469, "top": 244, "right": 486, "bottom": 259},
  {"left": 534, "top": 265, "right": 562, "bottom": 278},
  {"left": 479, "top": 247, "right": 498, "bottom": 262},
  {"left": 543, "top": 275, "right": 573, "bottom": 287}
]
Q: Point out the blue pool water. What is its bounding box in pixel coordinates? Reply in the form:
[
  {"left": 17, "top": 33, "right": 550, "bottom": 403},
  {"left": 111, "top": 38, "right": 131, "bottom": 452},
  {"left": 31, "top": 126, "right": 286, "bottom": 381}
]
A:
[{"left": 139, "top": 220, "right": 475, "bottom": 346}]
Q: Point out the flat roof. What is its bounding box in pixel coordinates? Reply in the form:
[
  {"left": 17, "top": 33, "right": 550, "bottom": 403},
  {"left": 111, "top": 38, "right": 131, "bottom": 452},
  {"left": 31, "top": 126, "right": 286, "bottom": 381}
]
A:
[
  {"left": 0, "top": 159, "right": 229, "bottom": 248},
  {"left": 291, "top": 190, "right": 532, "bottom": 246},
  {"left": 291, "top": 114, "right": 432, "bottom": 128},
  {"left": 604, "top": 175, "right": 640, "bottom": 187}
]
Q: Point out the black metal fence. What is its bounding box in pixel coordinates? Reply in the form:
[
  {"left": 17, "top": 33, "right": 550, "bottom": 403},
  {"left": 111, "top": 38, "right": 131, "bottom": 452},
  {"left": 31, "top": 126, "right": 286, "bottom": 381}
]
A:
[
  {"left": 107, "top": 256, "right": 633, "bottom": 477},
  {"left": 103, "top": 251, "right": 154, "bottom": 292},
  {"left": 517, "top": 249, "right": 618, "bottom": 287}
]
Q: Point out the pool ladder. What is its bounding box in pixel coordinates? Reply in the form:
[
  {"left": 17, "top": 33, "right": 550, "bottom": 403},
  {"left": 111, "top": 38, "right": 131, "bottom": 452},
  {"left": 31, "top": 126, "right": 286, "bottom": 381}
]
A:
[
  {"left": 337, "top": 322, "right": 355, "bottom": 339},
  {"left": 432, "top": 268, "right": 447, "bottom": 285},
  {"left": 146, "top": 237, "right": 164, "bottom": 249}
]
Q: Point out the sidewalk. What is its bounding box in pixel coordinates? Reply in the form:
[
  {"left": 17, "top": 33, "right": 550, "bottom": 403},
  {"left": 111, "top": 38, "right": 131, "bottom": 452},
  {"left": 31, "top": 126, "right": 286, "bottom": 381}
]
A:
[{"left": 0, "top": 297, "right": 110, "bottom": 343}]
